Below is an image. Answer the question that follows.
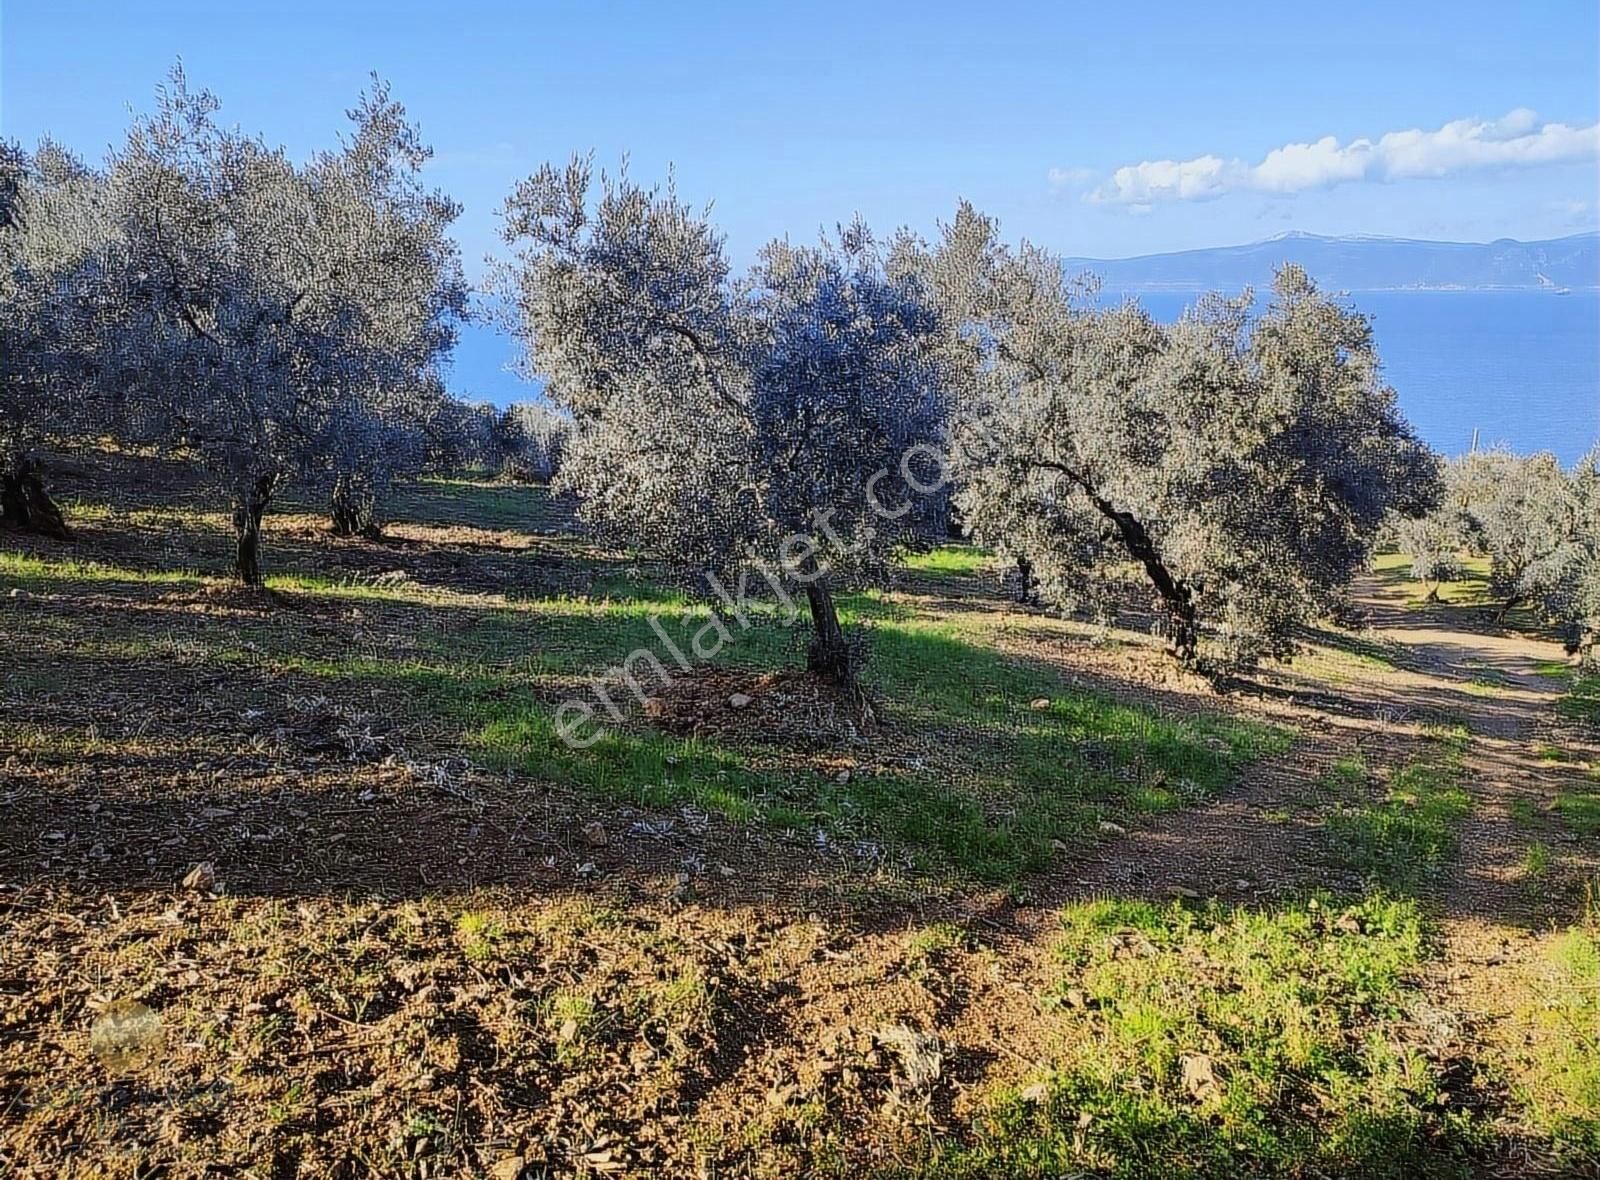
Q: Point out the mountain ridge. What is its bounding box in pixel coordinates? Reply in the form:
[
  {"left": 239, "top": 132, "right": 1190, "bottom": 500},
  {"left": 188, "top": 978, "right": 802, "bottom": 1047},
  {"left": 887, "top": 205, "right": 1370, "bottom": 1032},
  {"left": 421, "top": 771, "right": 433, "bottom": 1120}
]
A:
[{"left": 1061, "top": 230, "right": 1600, "bottom": 293}]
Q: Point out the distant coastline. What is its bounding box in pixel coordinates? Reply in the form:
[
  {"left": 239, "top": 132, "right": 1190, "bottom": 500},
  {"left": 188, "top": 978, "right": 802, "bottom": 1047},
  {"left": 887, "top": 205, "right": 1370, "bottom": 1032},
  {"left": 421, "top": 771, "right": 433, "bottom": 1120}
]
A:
[{"left": 1064, "top": 230, "right": 1600, "bottom": 295}]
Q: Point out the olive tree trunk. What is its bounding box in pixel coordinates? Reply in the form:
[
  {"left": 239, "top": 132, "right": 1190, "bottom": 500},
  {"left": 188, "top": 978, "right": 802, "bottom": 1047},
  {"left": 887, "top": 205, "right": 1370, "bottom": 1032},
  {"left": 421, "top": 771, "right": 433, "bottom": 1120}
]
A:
[
  {"left": 232, "top": 474, "right": 277, "bottom": 585},
  {"left": 1168, "top": 604, "right": 1199, "bottom": 665},
  {"left": 804, "top": 576, "right": 855, "bottom": 686},
  {"left": 0, "top": 454, "right": 72, "bottom": 540},
  {"left": 1048, "top": 459, "right": 1200, "bottom": 664},
  {"left": 330, "top": 472, "right": 378, "bottom": 538}
]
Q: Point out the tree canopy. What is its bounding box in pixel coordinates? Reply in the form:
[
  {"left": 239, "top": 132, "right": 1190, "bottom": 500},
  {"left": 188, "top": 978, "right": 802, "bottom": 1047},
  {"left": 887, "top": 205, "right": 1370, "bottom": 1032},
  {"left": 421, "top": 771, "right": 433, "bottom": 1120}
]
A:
[
  {"left": 0, "top": 140, "right": 113, "bottom": 535},
  {"left": 88, "top": 67, "right": 468, "bottom": 580},
  {"left": 4, "top": 86, "right": 1474, "bottom": 682},
  {"left": 1401, "top": 446, "right": 1600, "bottom": 661},
  {"left": 499, "top": 159, "right": 956, "bottom": 684},
  {"left": 909, "top": 205, "right": 1440, "bottom": 664}
]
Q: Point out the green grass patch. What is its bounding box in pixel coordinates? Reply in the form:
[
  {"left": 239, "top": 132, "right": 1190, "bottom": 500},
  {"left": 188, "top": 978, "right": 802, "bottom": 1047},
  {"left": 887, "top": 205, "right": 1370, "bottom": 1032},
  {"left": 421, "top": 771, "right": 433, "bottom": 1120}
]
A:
[
  {"left": 1371, "top": 551, "right": 1494, "bottom": 609},
  {"left": 1320, "top": 755, "right": 1370, "bottom": 796},
  {"left": 1326, "top": 727, "right": 1472, "bottom": 889},
  {"left": 0, "top": 550, "right": 201, "bottom": 588},
  {"left": 473, "top": 606, "right": 1288, "bottom": 884},
  {"left": 902, "top": 922, "right": 968, "bottom": 964},
  {"left": 918, "top": 894, "right": 1484, "bottom": 1179},
  {"left": 1514, "top": 917, "right": 1600, "bottom": 1163},
  {"left": 1315, "top": 632, "right": 1404, "bottom": 672},
  {"left": 3, "top": 539, "right": 1288, "bottom": 887},
  {"left": 1557, "top": 673, "right": 1600, "bottom": 727},
  {"left": 1555, "top": 790, "right": 1600, "bottom": 837},
  {"left": 385, "top": 477, "right": 563, "bottom": 533},
  {"left": 1508, "top": 798, "right": 1541, "bottom": 829},
  {"left": 899, "top": 545, "right": 991, "bottom": 577}
]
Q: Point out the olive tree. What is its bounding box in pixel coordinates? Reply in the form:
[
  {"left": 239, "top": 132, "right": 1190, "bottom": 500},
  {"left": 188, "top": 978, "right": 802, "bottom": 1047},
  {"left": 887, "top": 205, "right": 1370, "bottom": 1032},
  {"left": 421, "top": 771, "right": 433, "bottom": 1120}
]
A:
[
  {"left": 912, "top": 206, "right": 1439, "bottom": 664},
  {"left": 422, "top": 397, "right": 499, "bottom": 476},
  {"left": 499, "top": 159, "right": 953, "bottom": 685},
  {"left": 97, "top": 68, "right": 467, "bottom": 582},
  {"left": 1443, "top": 448, "right": 1583, "bottom": 622},
  {"left": 1393, "top": 505, "right": 1472, "bottom": 600},
  {"left": 494, "top": 401, "right": 570, "bottom": 483},
  {"left": 324, "top": 387, "right": 437, "bottom": 538},
  {"left": 1417, "top": 446, "right": 1599, "bottom": 656},
  {"left": 0, "top": 141, "right": 111, "bottom": 537},
  {"left": 1568, "top": 449, "right": 1600, "bottom": 664}
]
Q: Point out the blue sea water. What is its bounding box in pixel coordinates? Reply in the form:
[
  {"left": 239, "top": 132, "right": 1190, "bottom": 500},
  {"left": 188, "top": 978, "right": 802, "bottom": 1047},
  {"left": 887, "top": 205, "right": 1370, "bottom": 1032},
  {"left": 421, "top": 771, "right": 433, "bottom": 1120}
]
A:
[
  {"left": 448, "top": 291, "right": 1600, "bottom": 464},
  {"left": 1127, "top": 290, "right": 1599, "bottom": 464}
]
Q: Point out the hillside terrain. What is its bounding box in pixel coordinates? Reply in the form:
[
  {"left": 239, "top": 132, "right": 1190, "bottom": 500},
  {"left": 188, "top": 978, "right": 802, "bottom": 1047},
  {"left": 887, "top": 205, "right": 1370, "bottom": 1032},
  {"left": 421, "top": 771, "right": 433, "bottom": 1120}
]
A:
[{"left": 1, "top": 454, "right": 1597, "bottom": 1178}]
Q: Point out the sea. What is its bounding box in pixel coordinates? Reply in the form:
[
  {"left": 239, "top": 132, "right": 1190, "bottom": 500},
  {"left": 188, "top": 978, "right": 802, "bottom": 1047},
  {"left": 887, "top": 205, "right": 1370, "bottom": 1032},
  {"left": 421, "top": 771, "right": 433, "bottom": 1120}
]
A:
[{"left": 448, "top": 291, "right": 1600, "bottom": 464}]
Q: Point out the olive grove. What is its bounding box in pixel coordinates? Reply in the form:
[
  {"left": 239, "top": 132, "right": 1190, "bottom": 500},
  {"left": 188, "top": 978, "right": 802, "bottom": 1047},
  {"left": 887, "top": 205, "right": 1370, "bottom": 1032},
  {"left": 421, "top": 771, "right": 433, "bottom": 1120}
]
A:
[
  {"left": 1401, "top": 446, "right": 1600, "bottom": 661},
  {"left": 88, "top": 68, "right": 468, "bottom": 581},
  {"left": 499, "top": 159, "right": 956, "bottom": 685},
  {"left": 4, "top": 77, "right": 1480, "bottom": 682},
  {"left": 0, "top": 141, "right": 112, "bottom": 537},
  {"left": 905, "top": 205, "right": 1441, "bottom": 664}
]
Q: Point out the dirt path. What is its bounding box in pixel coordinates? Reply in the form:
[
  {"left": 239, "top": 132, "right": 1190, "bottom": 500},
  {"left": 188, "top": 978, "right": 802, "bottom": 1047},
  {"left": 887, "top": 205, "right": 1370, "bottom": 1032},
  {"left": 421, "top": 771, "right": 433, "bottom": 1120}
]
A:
[
  {"left": 1361, "top": 579, "right": 1599, "bottom": 1166},
  {"left": 1053, "top": 574, "right": 1595, "bottom": 912},
  {"left": 980, "top": 576, "right": 1598, "bottom": 1174},
  {"left": 1361, "top": 576, "right": 1583, "bottom": 905}
]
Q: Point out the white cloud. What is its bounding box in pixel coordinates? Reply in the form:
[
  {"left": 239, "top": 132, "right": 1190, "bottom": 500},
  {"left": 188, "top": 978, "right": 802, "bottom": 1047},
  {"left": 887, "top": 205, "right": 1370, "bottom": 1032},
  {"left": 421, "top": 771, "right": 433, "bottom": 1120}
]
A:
[
  {"left": 1548, "top": 197, "right": 1598, "bottom": 227},
  {"left": 1099, "top": 154, "right": 1231, "bottom": 204},
  {"left": 1081, "top": 110, "right": 1600, "bottom": 206},
  {"left": 1251, "top": 135, "right": 1372, "bottom": 192}
]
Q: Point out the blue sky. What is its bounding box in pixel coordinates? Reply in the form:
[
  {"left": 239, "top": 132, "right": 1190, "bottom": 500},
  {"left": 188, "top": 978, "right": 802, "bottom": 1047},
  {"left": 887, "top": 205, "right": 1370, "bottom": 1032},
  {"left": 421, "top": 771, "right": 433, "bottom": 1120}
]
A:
[{"left": 3, "top": 0, "right": 1596, "bottom": 280}]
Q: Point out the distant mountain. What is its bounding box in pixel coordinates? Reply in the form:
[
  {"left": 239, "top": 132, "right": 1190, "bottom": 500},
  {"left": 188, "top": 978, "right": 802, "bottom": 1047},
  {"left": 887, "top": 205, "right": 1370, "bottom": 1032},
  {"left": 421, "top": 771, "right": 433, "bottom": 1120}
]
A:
[{"left": 1061, "top": 231, "right": 1600, "bottom": 294}]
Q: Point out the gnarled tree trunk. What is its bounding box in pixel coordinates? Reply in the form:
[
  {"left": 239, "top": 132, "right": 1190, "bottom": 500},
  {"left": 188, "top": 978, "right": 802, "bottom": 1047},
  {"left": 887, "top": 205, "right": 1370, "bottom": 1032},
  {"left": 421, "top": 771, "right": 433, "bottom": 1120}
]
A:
[
  {"left": 1494, "top": 594, "right": 1522, "bottom": 624},
  {"left": 804, "top": 576, "right": 854, "bottom": 686},
  {"left": 1038, "top": 458, "right": 1200, "bottom": 664},
  {"left": 1167, "top": 600, "right": 1199, "bottom": 665},
  {"left": 232, "top": 473, "right": 277, "bottom": 585},
  {"left": 0, "top": 454, "right": 72, "bottom": 540},
  {"left": 330, "top": 472, "right": 378, "bottom": 538}
]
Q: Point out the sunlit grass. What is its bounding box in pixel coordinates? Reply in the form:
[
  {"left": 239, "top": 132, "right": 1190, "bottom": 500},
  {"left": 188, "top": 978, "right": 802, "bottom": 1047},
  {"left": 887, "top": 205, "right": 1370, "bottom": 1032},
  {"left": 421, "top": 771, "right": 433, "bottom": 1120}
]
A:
[
  {"left": 1509, "top": 912, "right": 1600, "bottom": 1164},
  {"left": 899, "top": 545, "right": 991, "bottom": 577},
  {"left": 5, "top": 541, "right": 1284, "bottom": 886},
  {"left": 917, "top": 894, "right": 1484, "bottom": 1178},
  {"left": 1370, "top": 549, "right": 1496, "bottom": 609},
  {"left": 1533, "top": 660, "right": 1574, "bottom": 681},
  {"left": 1325, "top": 725, "right": 1472, "bottom": 889},
  {"left": 1522, "top": 841, "right": 1552, "bottom": 882},
  {"left": 0, "top": 550, "right": 200, "bottom": 586}
]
